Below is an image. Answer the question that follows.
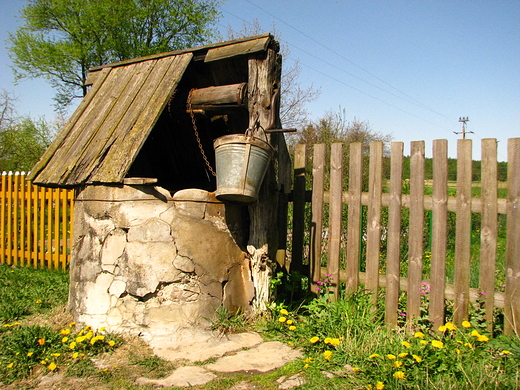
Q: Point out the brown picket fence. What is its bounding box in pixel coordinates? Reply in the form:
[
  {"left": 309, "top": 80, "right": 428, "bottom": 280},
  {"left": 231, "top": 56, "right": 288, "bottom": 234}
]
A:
[
  {"left": 0, "top": 172, "right": 74, "bottom": 270},
  {"left": 289, "top": 138, "right": 520, "bottom": 336}
]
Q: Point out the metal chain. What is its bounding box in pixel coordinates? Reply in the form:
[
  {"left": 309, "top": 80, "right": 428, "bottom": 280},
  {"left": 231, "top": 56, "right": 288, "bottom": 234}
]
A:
[{"left": 187, "top": 89, "right": 216, "bottom": 177}]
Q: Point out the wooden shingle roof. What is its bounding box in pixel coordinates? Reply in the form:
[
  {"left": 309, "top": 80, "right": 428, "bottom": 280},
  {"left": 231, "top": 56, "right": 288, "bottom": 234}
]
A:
[{"left": 29, "top": 34, "right": 273, "bottom": 187}]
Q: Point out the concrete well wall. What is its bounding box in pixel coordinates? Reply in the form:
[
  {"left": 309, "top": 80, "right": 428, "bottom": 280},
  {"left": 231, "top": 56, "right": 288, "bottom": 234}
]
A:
[{"left": 68, "top": 184, "right": 254, "bottom": 338}]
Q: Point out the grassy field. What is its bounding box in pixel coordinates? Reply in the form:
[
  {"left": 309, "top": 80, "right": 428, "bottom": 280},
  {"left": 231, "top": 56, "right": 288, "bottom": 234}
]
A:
[{"left": 1, "top": 264, "right": 519, "bottom": 389}]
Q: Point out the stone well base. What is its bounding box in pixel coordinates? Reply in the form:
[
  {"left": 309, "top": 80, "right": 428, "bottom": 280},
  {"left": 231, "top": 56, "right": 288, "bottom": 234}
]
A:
[{"left": 68, "top": 185, "right": 254, "bottom": 336}]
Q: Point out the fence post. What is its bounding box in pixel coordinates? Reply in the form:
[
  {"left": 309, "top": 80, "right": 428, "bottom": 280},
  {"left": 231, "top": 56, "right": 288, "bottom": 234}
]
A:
[
  {"left": 345, "top": 143, "right": 363, "bottom": 294},
  {"left": 505, "top": 138, "right": 520, "bottom": 336},
  {"left": 328, "top": 143, "right": 343, "bottom": 298},
  {"left": 429, "top": 139, "right": 448, "bottom": 330},
  {"left": 385, "top": 142, "right": 403, "bottom": 327},
  {"left": 453, "top": 139, "right": 473, "bottom": 324},
  {"left": 479, "top": 139, "right": 498, "bottom": 332},
  {"left": 365, "top": 142, "right": 383, "bottom": 307},
  {"left": 310, "top": 144, "right": 325, "bottom": 292},
  {"left": 291, "top": 144, "right": 307, "bottom": 274}
]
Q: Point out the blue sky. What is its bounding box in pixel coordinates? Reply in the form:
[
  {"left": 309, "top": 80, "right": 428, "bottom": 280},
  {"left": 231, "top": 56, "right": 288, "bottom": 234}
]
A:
[{"left": 1, "top": 0, "right": 518, "bottom": 160}]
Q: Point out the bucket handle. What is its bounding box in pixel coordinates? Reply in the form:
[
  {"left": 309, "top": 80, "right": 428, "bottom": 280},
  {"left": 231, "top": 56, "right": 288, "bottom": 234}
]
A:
[{"left": 245, "top": 123, "right": 270, "bottom": 144}]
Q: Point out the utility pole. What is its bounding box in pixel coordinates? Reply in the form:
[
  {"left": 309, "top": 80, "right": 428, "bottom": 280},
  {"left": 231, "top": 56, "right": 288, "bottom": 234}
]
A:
[{"left": 454, "top": 117, "right": 472, "bottom": 139}]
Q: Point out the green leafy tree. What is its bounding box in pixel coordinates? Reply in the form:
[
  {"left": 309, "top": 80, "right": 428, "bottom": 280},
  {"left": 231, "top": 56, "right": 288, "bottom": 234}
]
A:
[{"left": 8, "top": 0, "right": 222, "bottom": 108}]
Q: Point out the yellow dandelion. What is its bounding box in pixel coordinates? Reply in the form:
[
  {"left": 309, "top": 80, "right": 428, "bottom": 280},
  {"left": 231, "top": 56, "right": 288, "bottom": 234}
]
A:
[
  {"left": 501, "top": 350, "right": 511, "bottom": 355},
  {"left": 280, "top": 309, "right": 289, "bottom": 315},
  {"left": 304, "top": 363, "right": 309, "bottom": 369},
  {"left": 48, "top": 362, "right": 57, "bottom": 371},
  {"left": 330, "top": 338, "right": 341, "bottom": 346},
  {"left": 393, "top": 371, "right": 405, "bottom": 379},
  {"left": 71, "top": 352, "right": 79, "bottom": 359},
  {"left": 69, "top": 322, "right": 76, "bottom": 327},
  {"left": 310, "top": 336, "right": 319, "bottom": 344},
  {"left": 50, "top": 353, "right": 61, "bottom": 357},
  {"left": 324, "top": 337, "right": 332, "bottom": 344},
  {"left": 471, "top": 330, "right": 480, "bottom": 337},
  {"left": 455, "top": 349, "right": 461, "bottom": 354},
  {"left": 108, "top": 340, "right": 115, "bottom": 347},
  {"left": 278, "top": 317, "right": 287, "bottom": 323},
  {"left": 352, "top": 367, "right": 361, "bottom": 372},
  {"left": 477, "top": 334, "right": 489, "bottom": 342},
  {"left": 369, "top": 353, "right": 380, "bottom": 359},
  {"left": 99, "top": 326, "right": 106, "bottom": 332},
  {"left": 401, "top": 341, "right": 411, "bottom": 348},
  {"left": 464, "top": 342, "right": 474, "bottom": 349},
  {"left": 60, "top": 328, "right": 71, "bottom": 335},
  {"left": 289, "top": 325, "right": 297, "bottom": 331},
  {"left": 414, "top": 331, "right": 425, "bottom": 339},
  {"left": 286, "top": 319, "right": 293, "bottom": 325},
  {"left": 7, "top": 363, "right": 14, "bottom": 369},
  {"left": 445, "top": 322, "right": 457, "bottom": 331},
  {"left": 376, "top": 382, "right": 385, "bottom": 390},
  {"left": 412, "top": 354, "right": 422, "bottom": 363},
  {"left": 62, "top": 337, "right": 69, "bottom": 343},
  {"left": 398, "top": 352, "right": 408, "bottom": 358},
  {"left": 27, "top": 352, "right": 34, "bottom": 357},
  {"left": 386, "top": 354, "right": 396, "bottom": 360},
  {"left": 323, "top": 350, "right": 333, "bottom": 361},
  {"left": 420, "top": 340, "right": 428, "bottom": 345},
  {"left": 303, "top": 357, "right": 313, "bottom": 363},
  {"left": 69, "top": 341, "right": 77, "bottom": 350},
  {"left": 393, "top": 361, "right": 403, "bottom": 368},
  {"left": 37, "top": 338, "right": 45, "bottom": 346},
  {"left": 461, "top": 320, "right": 471, "bottom": 328},
  {"left": 35, "top": 299, "right": 42, "bottom": 304},
  {"left": 431, "top": 340, "right": 444, "bottom": 349},
  {"left": 438, "top": 325, "right": 447, "bottom": 332}
]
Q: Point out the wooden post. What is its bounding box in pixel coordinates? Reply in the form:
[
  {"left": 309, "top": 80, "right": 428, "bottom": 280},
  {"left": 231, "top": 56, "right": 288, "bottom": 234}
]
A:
[
  {"left": 328, "top": 143, "right": 343, "bottom": 299},
  {"left": 310, "top": 144, "right": 325, "bottom": 292},
  {"left": 345, "top": 143, "right": 363, "bottom": 294},
  {"left": 505, "top": 138, "right": 520, "bottom": 336},
  {"left": 291, "top": 144, "right": 307, "bottom": 274},
  {"left": 385, "top": 142, "right": 403, "bottom": 327},
  {"left": 479, "top": 139, "right": 498, "bottom": 332},
  {"left": 453, "top": 139, "right": 472, "bottom": 324},
  {"left": 407, "top": 141, "right": 425, "bottom": 327},
  {"left": 429, "top": 139, "right": 448, "bottom": 330}
]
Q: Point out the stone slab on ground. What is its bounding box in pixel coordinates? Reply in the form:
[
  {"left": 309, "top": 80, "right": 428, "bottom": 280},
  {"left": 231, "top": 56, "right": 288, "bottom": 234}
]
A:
[
  {"left": 136, "top": 366, "right": 217, "bottom": 388},
  {"left": 205, "top": 341, "right": 303, "bottom": 373}
]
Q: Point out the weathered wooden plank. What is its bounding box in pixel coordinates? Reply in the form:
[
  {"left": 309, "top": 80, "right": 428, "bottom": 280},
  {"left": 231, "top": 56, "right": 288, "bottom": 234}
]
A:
[
  {"left": 291, "top": 144, "right": 307, "bottom": 274},
  {"left": 453, "top": 139, "right": 472, "bottom": 324},
  {"left": 189, "top": 83, "right": 247, "bottom": 106},
  {"left": 479, "top": 139, "right": 498, "bottom": 332},
  {"left": 345, "top": 142, "right": 363, "bottom": 294},
  {"left": 385, "top": 142, "right": 403, "bottom": 327},
  {"left": 205, "top": 36, "right": 271, "bottom": 63},
  {"left": 407, "top": 141, "right": 425, "bottom": 327},
  {"left": 505, "top": 138, "right": 520, "bottom": 336},
  {"left": 84, "top": 70, "right": 100, "bottom": 86},
  {"left": 429, "top": 139, "right": 448, "bottom": 330},
  {"left": 90, "top": 53, "right": 192, "bottom": 182},
  {"left": 365, "top": 142, "right": 383, "bottom": 306},
  {"left": 45, "top": 65, "right": 134, "bottom": 184},
  {"left": 310, "top": 144, "right": 325, "bottom": 292},
  {"left": 29, "top": 67, "right": 112, "bottom": 183},
  {"left": 69, "top": 60, "right": 158, "bottom": 184},
  {"left": 328, "top": 143, "right": 343, "bottom": 299}
]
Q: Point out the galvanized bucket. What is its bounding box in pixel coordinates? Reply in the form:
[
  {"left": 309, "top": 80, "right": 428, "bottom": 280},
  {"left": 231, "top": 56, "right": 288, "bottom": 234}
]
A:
[{"left": 213, "top": 133, "right": 274, "bottom": 204}]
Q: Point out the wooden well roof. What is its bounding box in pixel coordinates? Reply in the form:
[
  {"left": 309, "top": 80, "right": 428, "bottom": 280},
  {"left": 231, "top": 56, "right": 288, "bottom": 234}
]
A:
[{"left": 29, "top": 34, "right": 274, "bottom": 187}]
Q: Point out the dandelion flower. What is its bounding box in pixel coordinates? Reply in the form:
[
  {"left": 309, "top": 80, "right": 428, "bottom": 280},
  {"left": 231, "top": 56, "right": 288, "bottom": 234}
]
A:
[
  {"left": 431, "top": 340, "right": 444, "bottom": 349},
  {"left": 398, "top": 352, "right": 408, "bottom": 358},
  {"left": 60, "top": 328, "right": 71, "bottom": 335},
  {"left": 289, "top": 325, "right": 296, "bottom": 331},
  {"left": 464, "top": 342, "right": 474, "bottom": 349},
  {"left": 369, "top": 354, "right": 380, "bottom": 359},
  {"left": 62, "top": 337, "right": 69, "bottom": 343},
  {"left": 393, "top": 361, "right": 403, "bottom": 368},
  {"left": 304, "top": 363, "right": 309, "bottom": 369},
  {"left": 323, "top": 350, "right": 333, "bottom": 361},
  {"left": 455, "top": 349, "right": 461, "bottom": 354},
  {"left": 278, "top": 317, "right": 287, "bottom": 323},
  {"left": 27, "top": 352, "right": 34, "bottom": 357},
  {"left": 412, "top": 354, "right": 422, "bottom": 363},
  {"left": 71, "top": 352, "right": 79, "bottom": 359},
  {"left": 386, "top": 354, "right": 396, "bottom": 360},
  {"left": 35, "top": 299, "right": 42, "bottom": 304},
  {"left": 477, "top": 334, "right": 489, "bottom": 342},
  {"left": 324, "top": 337, "right": 332, "bottom": 344},
  {"left": 352, "top": 367, "right": 361, "bottom": 372},
  {"left": 99, "top": 326, "right": 106, "bottom": 332},
  {"left": 303, "top": 357, "right": 313, "bottom": 363},
  {"left": 376, "top": 382, "right": 385, "bottom": 390},
  {"left": 330, "top": 338, "right": 341, "bottom": 346},
  {"left": 310, "top": 336, "right": 319, "bottom": 344},
  {"left": 69, "top": 322, "right": 76, "bottom": 327},
  {"left": 69, "top": 342, "right": 77, "bottom": 350},
  {"left": 438, "top": 325, "right": 447, "bottom": 332},
  {"left": 286, "top": 320, "right": 293, "bottom": 325},
  {"left": 414, "top": 331, "right": 425, "bottom": 339},
  {"left": 420, "top": 340, "right": 428, "bottom": 345},
  {"left": 445, "top": 322, "right": 457, "bottom": 331},
  {"left": 393, "top": 371, "right": 405, "bottom": 379},
  {"left": 461, "top": 321, "right": 471, "bottom": 328},
  {"left": 401, "top": 341, "right": 411, "bottom": 348},
  {"left": 471, "top": 330, "right": 480, "bottom": 337},
  {"left": 48, "top": 362, "right": 57, "bottom": 371},
  {"left": 108, "top": 340, "right": 115, "bottom": 347},
  {"left": 37, "top": 338, "right": 45, "bottom": 346},
  {"left": 280, "top": 309, "right": 289, "bottom": 315},
  {"left": 501, "top": 350, "right": 511, "bottom": 355},
  {"left": 7, "top": 363, "right": 14, "bottom": 369},
  {"left": 50, "top": 353, "right": 61, "bottom": 357}
]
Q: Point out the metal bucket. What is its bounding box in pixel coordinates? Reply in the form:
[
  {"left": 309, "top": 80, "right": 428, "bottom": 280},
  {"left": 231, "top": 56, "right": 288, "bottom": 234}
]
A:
[{"left": 213, "top": 133, "right": 274, "bottom": 204}]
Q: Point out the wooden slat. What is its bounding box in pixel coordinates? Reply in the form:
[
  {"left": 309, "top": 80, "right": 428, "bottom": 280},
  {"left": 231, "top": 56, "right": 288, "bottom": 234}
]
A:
[
  {"left": 205, "top": 36, "right": 271, "bottom": 62},
  {"left": 68, "top": 60, "right": 158, "bottom": 184},
  {"left": 29, "top": 67, "right": 112, "bottom": 183},
  {"left": 479, "top": 139, "right": 498, "bottom": 331},
  {"left": 429, "top": 139, "right": 448, "bottom": 330},
  {"left": 505, "top": 138, "right": 520, "bottom": 336},
  {"left": 365, "top": 142, "right": 383, "bottom": 306},
  {"left": 0, "top": 173, "right": 5, "bottom": 263},
  {"left": 385, "top": 142, "right": 403, "bottom": 327},
  {"left": 291, "top": 144, "right": 307, "bottom": 274},
  {"left": 453, "top": 139, "right": 472, "bottom": 324},
  {"left": 38, "top": 186, "right": 45, "bottom": 268},
  {"left": 345, "top": 143, "right": 363, "bottom": 294},
  {"left": 407, "top": 141, "right": 425, "bottom": 326},
  {"left": 328, "top": 143, "right": 343, "bottom": 298},
  {"left": 90, "top": 53, "right": 192, "bottom": 182},
  {"left": 53, "top": 188, "right": 60, "bottom": 269},
  {"left": 310, "top": 144, "right": 325, "bottom": 292},
  {"left": 13, "top": 173, "right": 20, "bottom": 266},
  {"left": 7, "top": 173, "right": 13, "bottom": 265}
]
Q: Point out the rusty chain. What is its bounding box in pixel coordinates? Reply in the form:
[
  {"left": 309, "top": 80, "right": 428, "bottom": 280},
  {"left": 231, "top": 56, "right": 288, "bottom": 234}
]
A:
[{"left": 187, "top": 89, "right": 216, "bottom": 177}]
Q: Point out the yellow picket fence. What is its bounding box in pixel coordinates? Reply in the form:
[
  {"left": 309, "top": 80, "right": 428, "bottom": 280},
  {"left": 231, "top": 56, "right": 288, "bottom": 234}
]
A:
[{"left": 0, "top": 171, "right": 74, "bottom": 270}]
